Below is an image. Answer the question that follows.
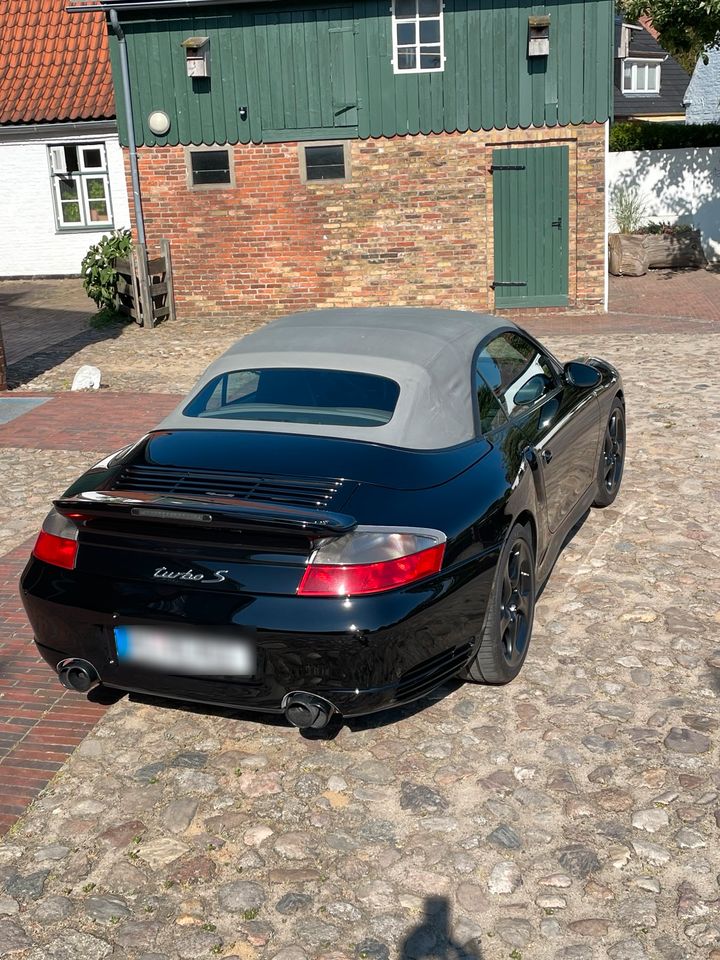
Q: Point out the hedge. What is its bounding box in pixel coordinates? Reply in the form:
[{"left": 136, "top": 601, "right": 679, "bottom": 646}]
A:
[{"left": 610, "top": 120, "right": 720, "bottom": 152}]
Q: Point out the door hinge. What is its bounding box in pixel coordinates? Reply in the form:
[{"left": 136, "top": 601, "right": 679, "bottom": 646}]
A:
[
  {"left": 489, "top": 164, "right": 526, "bottom": 172},
  {"left": 491, "top": 281, "right": 528, "bottom": 289}
]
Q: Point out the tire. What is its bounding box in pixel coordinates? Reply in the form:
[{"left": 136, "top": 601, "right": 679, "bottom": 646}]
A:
[
  {"left": 464, "top": 521, "right": 536, "bottom": 685},
  {"left": 593, "top": 397, "right": 626, "bottom": 508}
]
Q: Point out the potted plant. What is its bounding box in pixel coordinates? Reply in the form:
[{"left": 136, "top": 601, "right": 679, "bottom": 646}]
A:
[
  {"left": 609, "top": 189, "right": 706, "bottom": 276},
  {"left": 608, "top": 188, "right": 649, "bottom": 276}
]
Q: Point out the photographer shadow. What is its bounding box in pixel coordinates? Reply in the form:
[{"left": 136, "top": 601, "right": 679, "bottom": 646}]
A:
[{"left": 399, "top": 896, "right": 484, "bottom": 960}]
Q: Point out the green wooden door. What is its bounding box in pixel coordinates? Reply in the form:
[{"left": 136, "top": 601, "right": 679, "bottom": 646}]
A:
[
  {"left": 255, "top": 7, "right": 358, "bottom": 141},
  {"left": 492, "top": 146, "right": 569, "bottom": 308}
]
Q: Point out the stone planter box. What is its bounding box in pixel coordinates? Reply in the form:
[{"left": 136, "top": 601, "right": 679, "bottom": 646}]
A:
[{"left": 609, "top": 230, "right": 706, "bottom": 277}]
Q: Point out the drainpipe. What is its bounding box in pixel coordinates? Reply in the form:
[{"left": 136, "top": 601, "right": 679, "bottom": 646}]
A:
[{"left": 108, "top": 8, "right": 146, "bottom": 247}]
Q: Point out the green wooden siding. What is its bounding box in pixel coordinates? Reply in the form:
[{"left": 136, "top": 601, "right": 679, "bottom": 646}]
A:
[
  {"left": 110, "top": 0, "right": 614, "bottom": 146},
  {"left": 492, "top": 145, "right": 569, "bottom": 307}
]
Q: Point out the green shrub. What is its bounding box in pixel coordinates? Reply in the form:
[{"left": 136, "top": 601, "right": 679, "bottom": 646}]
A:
[
  {"left": 81, "top": 229, "right": 132, "bottom": 310},
  {"left": 610, "top": 121, "right": 720, "bottom": 152},
  {"left": 637, "top": 221, "right": 695, "bottom": 236}
]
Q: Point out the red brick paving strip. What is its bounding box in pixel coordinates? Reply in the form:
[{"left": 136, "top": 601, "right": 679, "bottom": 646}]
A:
[
  {"left": 0, "top": 391, "right": 182, "bottom": 835},
  {"left": 0, "top": 392, "right": 180, "bottom": 450},
  {"left": 0, "top": 540, "right": 106, "bottom": 833}
]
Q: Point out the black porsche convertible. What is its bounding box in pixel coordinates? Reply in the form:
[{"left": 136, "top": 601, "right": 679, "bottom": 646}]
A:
[{"left": 20, "top": 309, "right": 624, "bottom": 729}]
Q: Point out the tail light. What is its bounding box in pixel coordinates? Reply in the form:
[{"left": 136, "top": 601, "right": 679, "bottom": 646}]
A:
[
  {"left": 297, "top": 527, "right": 446, "bottom": 597},
  {"left": 32, "top": 509, "right": 84, "bottom": 570}
]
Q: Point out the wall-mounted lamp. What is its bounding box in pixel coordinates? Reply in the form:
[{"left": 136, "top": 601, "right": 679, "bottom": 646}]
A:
[
  {"left": 238, "top": 106, "right": 248, "bottom": 122},
  {"left": 181, "top": 36, "right": 210, "bottom": 78},
  {"left": 528, "top": 15, "right": 550, "bottom": 57},
  {"left": 147, "top": 110, "right": 171, "bottom": 136}
]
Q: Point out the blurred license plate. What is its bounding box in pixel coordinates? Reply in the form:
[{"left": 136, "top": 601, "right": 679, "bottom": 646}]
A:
[{"left": 114, "top": 625, "right": 255, "bottom": 676}]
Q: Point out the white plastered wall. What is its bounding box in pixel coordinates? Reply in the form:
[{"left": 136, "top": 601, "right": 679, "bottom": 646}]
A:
[{"left": 0, "top": 128, "right": 131, "bottom": 277}]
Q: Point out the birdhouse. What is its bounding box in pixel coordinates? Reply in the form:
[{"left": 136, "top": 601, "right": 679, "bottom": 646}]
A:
[
  {"left": 528, "top": 16, "right": 550, "bottom": 58},
  {"left": 181, "top": 37, "right": 210, "bottom": 78}
]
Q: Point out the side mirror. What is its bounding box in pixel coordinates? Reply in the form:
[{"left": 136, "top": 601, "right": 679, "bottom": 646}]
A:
[
  {"left": 564, "top": 360, "right": 601, "bottom": 389},
  {"left": 514, "top": 373, "right": 550, "bottom": 406}
]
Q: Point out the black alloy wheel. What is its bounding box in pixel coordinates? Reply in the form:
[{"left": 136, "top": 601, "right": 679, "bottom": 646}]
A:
[
  {"left": 463, "top": 521, "right": 536, "bottom": 685},
  {"left": 593, "top": 398, "right": 625, "bottom": 507}
]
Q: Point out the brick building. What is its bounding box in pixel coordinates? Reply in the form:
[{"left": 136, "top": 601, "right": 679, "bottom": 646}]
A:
[{"left": 85, "top": 0, "right": 613, "bottom": 317}]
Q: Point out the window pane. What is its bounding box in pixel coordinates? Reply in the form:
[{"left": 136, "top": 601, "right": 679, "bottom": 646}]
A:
[
  {"left": 623, "top": 62, "right": 633, "bottom": 88},
  {"left": 420, "top": 47, "right": 442, "bottom": 69},
  {"left": 64, "top": 145, "right": 79, "bottom": 173},
  {"left": 419, "top": 19, "right": 440, "bottom": 43},
  {"left": 396, "top": 21, "right": 416, "bottom": 44},
  {"left": 395, "top": 0, "right": 416, "bottom": 18},
  {"left": 397, "top": 48, "right": 417, "bottom": 70},
  {"left": 88, "top": 200, "right": 109, "bottom": 221},
  {"left": 304, "top": 144, "right": 346, "bottom": 181},
  {"left": 61, "top": 201, "right": 81, "bottom": 223},
  {"left": 86, "top": 177, "right": 107, "bottom": 200},
  {"left": 476, "top": 370, "right": 507, "bottom": 435},
  {"left": 418, "top": 0, "right": 441, "bottom": 14},
  {"left": 477, "top": 333, "right": 556, "bottom": 417},
  {"left": 59, "top": 178, "right": 78, "bottom": 200},
  {"left": 190, "top": 150, "right": 231, "bottom": 185},
  {"left": 635, "top": 66, "right": 646, "bottom": 91},
  {"left": 82, "top": 147, "right": 103, "bottom": 170},
  {"left": 648, "top": 63, "right": 659, "bottom": 90},
  {"left": 184, "top": 369, "right": 401, "bottom": 427}
]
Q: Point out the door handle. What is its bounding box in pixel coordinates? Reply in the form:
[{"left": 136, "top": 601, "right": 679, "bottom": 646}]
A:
[
  {"left": 552, "top": 216, "right": 562, "bottom": 229},
  {"left": 541, "top": 449, "right": 553, "bottom": 464}
]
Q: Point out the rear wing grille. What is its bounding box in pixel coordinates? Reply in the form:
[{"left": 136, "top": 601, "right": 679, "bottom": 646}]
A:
[
  {"left": 112, "top": 464, "right": 350, "bottom": 511},
  {"left": 54, "top": 491, "right": 357, "bottom": 536}
]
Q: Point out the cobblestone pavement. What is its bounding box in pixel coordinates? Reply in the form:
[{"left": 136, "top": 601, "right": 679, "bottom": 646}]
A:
[
  {"left": 0, "top": 319, "right": 719, "bottom": 959},
  {"left": 0, "top": 280, "right": 96, "bottom": 367}
]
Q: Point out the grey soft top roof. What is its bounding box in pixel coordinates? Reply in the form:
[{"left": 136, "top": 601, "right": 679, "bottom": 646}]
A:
[{"left": 158, "top": 308, "right": 512, "bottom": 449}]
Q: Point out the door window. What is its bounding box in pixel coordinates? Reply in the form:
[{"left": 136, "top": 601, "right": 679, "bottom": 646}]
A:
[{"left": 476, "top": 332, "right": 557, "bottom": 419}]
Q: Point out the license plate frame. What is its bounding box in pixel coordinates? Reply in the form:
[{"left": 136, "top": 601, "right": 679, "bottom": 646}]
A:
[{"left": 113, "top": 624, "right": 256, "bottom": 677}]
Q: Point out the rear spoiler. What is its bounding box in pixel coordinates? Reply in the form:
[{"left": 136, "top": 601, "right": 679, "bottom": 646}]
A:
[{"left": 54, "top": 490, "right": 356, "bottom": 536}]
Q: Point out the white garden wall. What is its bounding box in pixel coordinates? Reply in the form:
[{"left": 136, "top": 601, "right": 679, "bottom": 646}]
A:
[
  {"left": 0, "top": 131, "right": 130, "bottom": 277},
  {"left": 607, "top": 147, "right": 720, "bottom": 261}
]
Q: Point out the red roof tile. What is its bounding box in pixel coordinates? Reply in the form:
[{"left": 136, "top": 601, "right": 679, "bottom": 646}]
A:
[{"left": 0, "top": 0, "right": 115, "bottom": 125}]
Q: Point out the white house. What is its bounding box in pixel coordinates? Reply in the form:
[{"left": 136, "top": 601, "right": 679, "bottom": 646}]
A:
[
  {"left": 684, "top": 48, "right": 720, "bottom": 124},
  {"left": 0, "top": 0, "right": 130, "bottom": 277}
]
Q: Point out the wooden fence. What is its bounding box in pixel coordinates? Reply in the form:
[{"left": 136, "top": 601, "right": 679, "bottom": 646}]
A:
[{"left": 115, "top": 239, "right": 175, "bottom": 328}]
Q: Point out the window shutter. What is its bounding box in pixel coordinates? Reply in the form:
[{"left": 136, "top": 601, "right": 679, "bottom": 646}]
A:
[{"left": 49, "top": 146, "right": 66, "bottom": 174}]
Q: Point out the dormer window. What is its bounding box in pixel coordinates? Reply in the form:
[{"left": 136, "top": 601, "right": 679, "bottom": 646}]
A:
[
  {"left": 622, "top": 58, "right": 661, "bottom": 94},
  {"left": 391, "top": 0, "right": 445, "bottom": 74}
]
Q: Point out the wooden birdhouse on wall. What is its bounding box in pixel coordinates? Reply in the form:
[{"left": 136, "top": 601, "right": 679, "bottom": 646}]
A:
[{"left": 181, "top": 37, "right": 210, "bottom": 78}]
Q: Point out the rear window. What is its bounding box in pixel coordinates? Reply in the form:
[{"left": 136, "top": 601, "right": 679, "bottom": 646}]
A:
[{"left": 183, "top": 368, "right": 400, "bottom": 427}]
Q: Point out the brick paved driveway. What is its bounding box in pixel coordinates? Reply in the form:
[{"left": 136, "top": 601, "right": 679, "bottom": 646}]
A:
[{"left": 0, "top": 307, "right": 718, "bottom": 959}]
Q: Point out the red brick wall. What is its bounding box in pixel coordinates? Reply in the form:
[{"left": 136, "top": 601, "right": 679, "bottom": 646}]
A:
[{"left": 129, "top": 123, "right": 606, "bottom": 318}]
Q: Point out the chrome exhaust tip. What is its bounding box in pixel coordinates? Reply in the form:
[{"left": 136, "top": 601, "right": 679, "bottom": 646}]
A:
[
  {"left": 282, "top": 691, "right": 338, "bottom": 730},
  {"left": 57, "top": 658, "right": 100, "bottom": 694}
]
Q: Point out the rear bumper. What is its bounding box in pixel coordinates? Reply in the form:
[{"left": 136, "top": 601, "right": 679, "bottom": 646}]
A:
[{"left": 21, "top": 554, "right": 495, "bottom": 718}]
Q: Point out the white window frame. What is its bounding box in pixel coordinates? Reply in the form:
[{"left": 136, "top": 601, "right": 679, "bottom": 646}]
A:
[
  {"left": 391, "top": 0, "right": 446, "bottom": 75},
  {"left": 49, "top": 143, "right": 114, "bottom": 231},
  {"left": 622, "top": 58, "right": 662, "bottom": 94}
]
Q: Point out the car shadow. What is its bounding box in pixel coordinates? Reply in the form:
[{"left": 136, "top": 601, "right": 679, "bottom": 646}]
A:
[
  {"left": 536, "top": 507, "right": 591, "bottom": 601},
  {"left": 123, "top": 677, "right": 465, "bottom": 740}
]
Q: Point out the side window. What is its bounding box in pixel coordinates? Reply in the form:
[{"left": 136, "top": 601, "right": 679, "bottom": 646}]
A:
[
  {"left": 475, "top": 364, "right": 507, "bottom": 435},
  {"left": 476, "top": 332, "right": 557, "bottom": 419}
]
